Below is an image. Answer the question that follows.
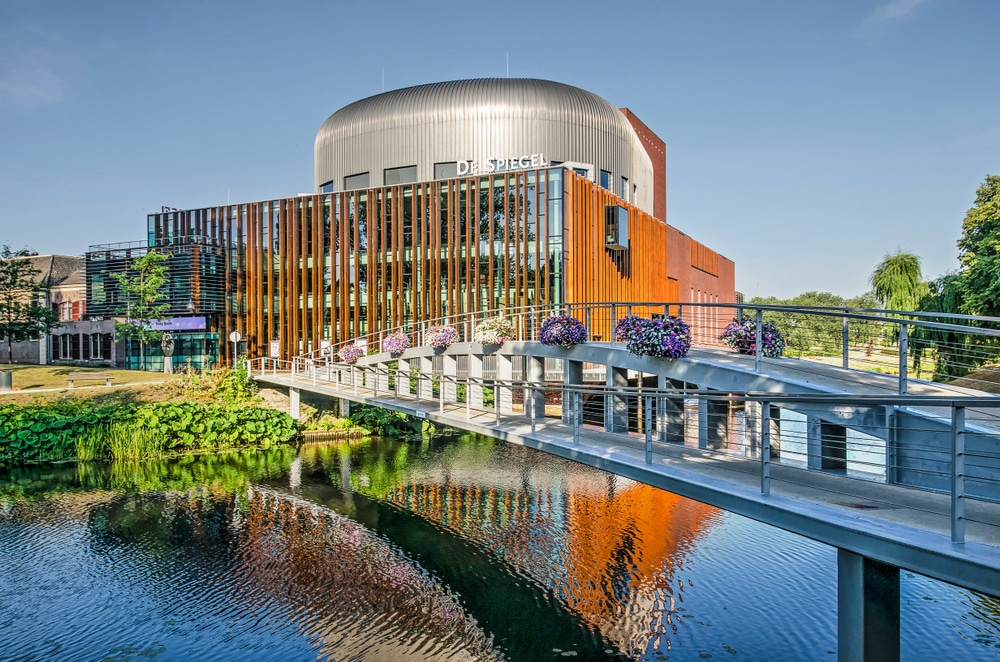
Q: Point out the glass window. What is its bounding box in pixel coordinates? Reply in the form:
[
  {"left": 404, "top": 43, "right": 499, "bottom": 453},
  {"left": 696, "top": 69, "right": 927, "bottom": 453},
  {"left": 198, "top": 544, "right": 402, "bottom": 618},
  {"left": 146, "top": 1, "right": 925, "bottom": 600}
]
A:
[
  {"left": 384, "top": 165, "right": 417, "bottom": 185},
  {"left": 434, "top": 162, "right": 458, "bottom": 180},
  {"left": 320, "top": 181, "right": 334, "bottom": 193},
  {"left": 600, "top": 170, "right": 612, "bottom": 190},
  {"left": 344, "top": 172, "right": 370, "bottom": 190},
  {"left": 620, "top": 176, "right": 629, "bottom": 201}
]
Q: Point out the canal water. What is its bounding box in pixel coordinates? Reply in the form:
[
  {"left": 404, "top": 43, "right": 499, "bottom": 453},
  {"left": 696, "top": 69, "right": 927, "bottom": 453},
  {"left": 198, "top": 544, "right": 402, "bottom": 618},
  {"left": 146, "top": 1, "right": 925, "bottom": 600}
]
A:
[{"left": 1, "top": 434, "right": 997, "bottom": 661}]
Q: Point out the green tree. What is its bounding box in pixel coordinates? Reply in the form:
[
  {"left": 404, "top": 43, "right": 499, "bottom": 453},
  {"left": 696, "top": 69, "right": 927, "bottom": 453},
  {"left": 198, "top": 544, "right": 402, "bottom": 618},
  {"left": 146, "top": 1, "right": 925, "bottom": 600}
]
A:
[
  {"left": 870, "top": 250, "right": 926, "bottom": 311},
  {"left": 0, "top": 245, "right": 60, "bottom": 364},
  {"left": 111, "top": 250, "right": 171, "bottom": 371},
  {"left": 957, "top": 174, "right": 1000, "bottom": 316}
]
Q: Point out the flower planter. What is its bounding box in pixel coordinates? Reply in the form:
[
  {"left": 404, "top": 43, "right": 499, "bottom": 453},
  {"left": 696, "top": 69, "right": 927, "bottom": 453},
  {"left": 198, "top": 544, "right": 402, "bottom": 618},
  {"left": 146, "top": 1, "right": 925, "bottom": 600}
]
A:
[{"left": 481, "top": 343, "right": 502, "bottom": 355}]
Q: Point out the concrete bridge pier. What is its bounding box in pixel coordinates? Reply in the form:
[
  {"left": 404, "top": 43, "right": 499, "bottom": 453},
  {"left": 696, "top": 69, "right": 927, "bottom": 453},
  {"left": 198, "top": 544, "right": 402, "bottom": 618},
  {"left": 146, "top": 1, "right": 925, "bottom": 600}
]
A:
[
  {"left": 496, "top": 352, "right": 513, "bottom": 415},
  {"left": 526, "top": 355, "right": 546, "bottom": 421},
  {"left": 656, "top": 376, "right": 685, "bottom": 443},
  {"left": 563, "top": 359, "right": 583, "bottom": 425},
  {"left": 838, "top": 549, "right": 900, "bottom": 661},
  {"left": 396, "top": 358, "right": 410, "bottom": 398},
  {"left": 468, "top": 353, "right": 484, "bottom": 409},
  {"left": 605, "top": 366, "right": 629, "bottom": 433},
  {"left": 418, "top": 356, "right": 434, "bottom": 400},
  {"left": 748, "top": 403, "right": 782, "bottom": 458},
  {"left": 442, "top": 354, "right": 458, "bottom": 404},
  {"left": 290, "top": 387, "right": 301, "bottom": 421},
  {"left": 698, "top": 393, "right": 728, "bottom": 450}
]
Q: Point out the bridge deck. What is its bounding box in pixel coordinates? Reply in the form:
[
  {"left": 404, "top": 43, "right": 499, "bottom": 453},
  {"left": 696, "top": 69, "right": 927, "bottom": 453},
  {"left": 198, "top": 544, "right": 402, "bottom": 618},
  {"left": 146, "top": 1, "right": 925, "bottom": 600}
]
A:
[{"left": 257, "top": 371, "right": 1000, "bottom": 597}]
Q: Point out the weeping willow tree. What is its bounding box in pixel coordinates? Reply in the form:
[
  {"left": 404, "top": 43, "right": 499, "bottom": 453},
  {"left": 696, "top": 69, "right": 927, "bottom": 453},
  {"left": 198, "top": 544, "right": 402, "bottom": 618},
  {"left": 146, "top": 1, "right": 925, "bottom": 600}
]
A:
[{"left": 870, "top": 250, "right": 927, "bottom": 311}]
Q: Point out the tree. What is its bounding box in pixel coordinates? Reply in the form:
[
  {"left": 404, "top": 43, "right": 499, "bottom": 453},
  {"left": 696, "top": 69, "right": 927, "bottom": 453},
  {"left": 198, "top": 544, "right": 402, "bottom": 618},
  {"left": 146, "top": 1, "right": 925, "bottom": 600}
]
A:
[
  {"left": 111, "top": 251, "right": 171, "bottom": 370},
  {"left": 957, "top": 174, "right": 1000, "bottom": 317},
  {"left": 870, "top": 250, "right": 926, "bottom": 311},
  {"left": 0, "top": 245, "right": 60, "bottom": 364}
]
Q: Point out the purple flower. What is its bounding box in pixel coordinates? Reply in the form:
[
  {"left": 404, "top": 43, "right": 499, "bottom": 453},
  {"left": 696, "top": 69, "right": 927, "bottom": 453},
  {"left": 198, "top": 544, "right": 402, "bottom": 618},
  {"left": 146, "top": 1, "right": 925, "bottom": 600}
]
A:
[
  {"left": 381, "top": 331, "right": 412, "bottom": 354},
  {"left": 720, "top": 317, "right": 785, "bottom": 357},
  {"left": 538, "top": 315, "right": 588, "bottom": 348}
]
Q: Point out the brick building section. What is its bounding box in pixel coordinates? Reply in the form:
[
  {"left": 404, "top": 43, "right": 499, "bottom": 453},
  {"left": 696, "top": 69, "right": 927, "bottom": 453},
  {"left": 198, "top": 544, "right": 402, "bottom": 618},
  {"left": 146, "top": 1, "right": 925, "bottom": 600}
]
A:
[
  {"left": 619, "top": 108, "right": 666, "bottom": 222},
  {"left": 666, "top": 226, "right": 736, "bottom": 345}
]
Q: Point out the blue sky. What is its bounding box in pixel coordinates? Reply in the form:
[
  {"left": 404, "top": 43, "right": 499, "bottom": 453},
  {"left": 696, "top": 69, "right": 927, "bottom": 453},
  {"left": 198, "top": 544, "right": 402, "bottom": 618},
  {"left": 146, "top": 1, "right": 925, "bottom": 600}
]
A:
[{"left": 1, "top": 0, "right": 996, "bottom": 299}]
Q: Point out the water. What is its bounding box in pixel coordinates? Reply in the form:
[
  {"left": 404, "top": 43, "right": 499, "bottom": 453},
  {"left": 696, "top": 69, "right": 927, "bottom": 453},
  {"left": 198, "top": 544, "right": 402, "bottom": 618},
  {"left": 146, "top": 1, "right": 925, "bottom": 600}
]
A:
[{"left": 1, "top": 436, "right": 998, "bottom": 661}]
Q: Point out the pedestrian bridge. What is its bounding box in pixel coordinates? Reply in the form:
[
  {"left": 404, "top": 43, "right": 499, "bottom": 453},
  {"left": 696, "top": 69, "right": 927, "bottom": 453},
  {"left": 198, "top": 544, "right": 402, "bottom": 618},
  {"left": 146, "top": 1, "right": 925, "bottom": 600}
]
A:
[{"left": 249, "top": 302, "right": 1000, "bottom": 660}]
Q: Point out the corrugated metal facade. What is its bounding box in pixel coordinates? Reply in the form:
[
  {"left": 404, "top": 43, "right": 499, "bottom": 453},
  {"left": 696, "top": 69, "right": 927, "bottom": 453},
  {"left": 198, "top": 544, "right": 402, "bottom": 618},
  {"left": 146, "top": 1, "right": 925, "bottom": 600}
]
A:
[{"left": 315, "top": 79, "right": 655, "bottom": 216}]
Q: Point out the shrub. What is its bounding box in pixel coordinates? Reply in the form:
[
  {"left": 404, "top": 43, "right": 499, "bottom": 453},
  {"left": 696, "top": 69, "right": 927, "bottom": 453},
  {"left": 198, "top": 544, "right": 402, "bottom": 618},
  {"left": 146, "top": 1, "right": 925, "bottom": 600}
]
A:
[
  {"left": 473, "top": 316, "right": 515, "bottom": 345},
  {"left": 538, "top": 315, "right": 588, "bottom": 348},
  {"left": 381, "top": 331, "right": 412, "bottom": 354},
  {"left": 615, "top": 316, "right": 692, "bottom": 358},
  {"left": 720, "top": 317, "right": 786, "bottom": 358},
  {"left": 423, "top": 324, "right": 458, "bottom": 348},
  {"left": 338, "top": 344, "right": 365, "bottom": 364}
]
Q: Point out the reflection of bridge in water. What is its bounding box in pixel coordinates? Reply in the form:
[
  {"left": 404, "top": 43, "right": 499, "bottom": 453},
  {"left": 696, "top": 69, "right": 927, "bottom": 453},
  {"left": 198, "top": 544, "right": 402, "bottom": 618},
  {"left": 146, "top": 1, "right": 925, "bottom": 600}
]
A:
[{"left": 254, "top": 301, "right": 1000, "bottom": 661}]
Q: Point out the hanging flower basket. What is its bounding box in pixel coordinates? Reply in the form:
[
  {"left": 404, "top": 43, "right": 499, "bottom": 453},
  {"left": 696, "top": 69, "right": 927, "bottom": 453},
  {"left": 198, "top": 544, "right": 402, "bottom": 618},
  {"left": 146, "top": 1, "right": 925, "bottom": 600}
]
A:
[
  {"left": 614, "top": 315, "right": 692, "bottom": 359},
  {"left": 423, "top": 324, "right": 459, "bottom": 349},
  {"left": 381, "top": 331, "right": 411, "bottom": 355},
  {"left": 338, "top": 344, "right": 365, "bottom": 364},
  {"left": 538, "top": 315, "right": 588, "bottom": 348},
  {"left": 720, "top": 317, "right": 785, "bottom": 358},
  {"left": 473, "top": 316, "right": 515, "bottom": 345}
]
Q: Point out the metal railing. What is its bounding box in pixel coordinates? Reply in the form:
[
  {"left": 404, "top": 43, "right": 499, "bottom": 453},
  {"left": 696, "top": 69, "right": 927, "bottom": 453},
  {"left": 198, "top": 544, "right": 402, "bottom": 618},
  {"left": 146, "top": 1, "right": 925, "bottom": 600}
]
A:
[
  {"left": 261, "top": 355, "right": 1000, "bottom": 545},
  {"left": 292, "top": 301, "right": 1000, "bottom": 397}
]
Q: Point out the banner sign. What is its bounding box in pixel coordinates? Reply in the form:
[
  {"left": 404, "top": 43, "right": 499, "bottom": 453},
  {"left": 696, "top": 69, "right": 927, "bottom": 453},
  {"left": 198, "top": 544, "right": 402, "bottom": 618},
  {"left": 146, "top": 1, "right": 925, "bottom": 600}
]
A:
[{"left": 148, "top": 316, "right": 207, "bottom": 331}]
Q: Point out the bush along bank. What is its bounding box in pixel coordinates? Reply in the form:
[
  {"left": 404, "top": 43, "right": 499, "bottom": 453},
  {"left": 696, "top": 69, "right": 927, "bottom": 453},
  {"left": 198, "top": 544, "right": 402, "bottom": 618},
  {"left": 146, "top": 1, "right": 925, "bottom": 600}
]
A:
[{"left": 0, "top": 400, "right": 299, "bottom": 466}]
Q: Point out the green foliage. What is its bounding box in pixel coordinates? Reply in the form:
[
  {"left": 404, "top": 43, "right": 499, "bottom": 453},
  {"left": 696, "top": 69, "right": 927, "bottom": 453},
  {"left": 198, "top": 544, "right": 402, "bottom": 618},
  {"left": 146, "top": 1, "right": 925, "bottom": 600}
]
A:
[
  {"left": 179, "top": 362, "right": 258, "bottom": 403},
  {"left": 110, "top": 250, "right": 172, "bottom": 370},
  {"left": 957, "top": 174, "right": 1000, "bottom": 316},
  {"left": 348, "top": 405, "right": 431, "bottom": 439},
  {"left": 0, "top": 399, "right": 298, "bottom": 465},
  {"left": 0, "top": 245, "right": 61, "bottom": 363},
  {"left": 870, "top": 250, "right": 926, "bottom": 311}
]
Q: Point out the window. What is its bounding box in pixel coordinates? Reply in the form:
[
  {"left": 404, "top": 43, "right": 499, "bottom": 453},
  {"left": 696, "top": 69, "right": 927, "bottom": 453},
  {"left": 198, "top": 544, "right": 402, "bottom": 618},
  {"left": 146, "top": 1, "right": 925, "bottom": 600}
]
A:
[
  {"left": 384, "top": 165, "right": 417, "bottom": 185},
  {"left": 620, "top": 176, "right": 629, "bottom": 201},
  {"left": 59, "top": 301, "right": 73, "bottom": 322},
  {"left": 320, "top": 181, "right": 334, "bottom": 193},
  {"left": 90, "top": 333, "right": 102, "bottom": 359},
  {"left": 344, "top": 172, "right": 370, "bottom": 190},
  {"left": 600, "top": 170, "right": 612, "bottom": 190},
  {"left": 434, "top": 162, "right": 458, "bottom": 180}
]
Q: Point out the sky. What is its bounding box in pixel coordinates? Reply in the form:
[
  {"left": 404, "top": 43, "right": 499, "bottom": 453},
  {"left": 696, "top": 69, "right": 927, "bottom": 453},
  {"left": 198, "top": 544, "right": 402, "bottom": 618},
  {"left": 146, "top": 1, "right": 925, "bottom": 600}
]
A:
[{"left": 1, "top": 0, "right": 997, "bottom": 299}]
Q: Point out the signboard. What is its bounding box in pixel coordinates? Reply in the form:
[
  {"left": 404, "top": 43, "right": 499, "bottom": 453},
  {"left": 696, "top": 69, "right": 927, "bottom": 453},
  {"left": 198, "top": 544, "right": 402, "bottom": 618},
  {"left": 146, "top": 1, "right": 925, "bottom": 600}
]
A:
[
  {"left": 149, "top": 316, "right": 207, "bottom": 331},
  {"left": 269, "top": 340, "right": 280, "bottom": 358},
  {"left": 457, "top": 152, "right": 545, "bottom": 176}
]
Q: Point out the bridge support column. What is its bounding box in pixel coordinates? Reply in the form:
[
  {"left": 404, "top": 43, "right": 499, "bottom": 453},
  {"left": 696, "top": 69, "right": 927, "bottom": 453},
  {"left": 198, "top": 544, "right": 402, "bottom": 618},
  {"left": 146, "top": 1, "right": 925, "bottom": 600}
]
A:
[
  {"left": 290, "top": 387, "right": 301, "bottom": 421},
  {"left": 657, "top": 376, "right": 685, "bottom": 443},
  {"left": 376, "top": 360, "right": 390, "bottom": 393},
  {"left": 563, "top": 360, "right": 583, "bottom": 424},
  {"left": 838, "top": 549, "right": 900, "bottom": 662},
  {"left": 468, "top": 353, "right": 484, "bottom": 410},
  {"left": 418, "top": 356, "right": 433, "bottom": 400},
  {"left": 605, "top": 366, "right": 628, "bottom": 434},
  {"left": 526, "top": 355, "right": 545, "bottom": 421},
  {"left": 698, "top": 394, "right": 727, "bottom": 449},
  {"left": 496, "top": 352, "right": 513, "bottom": 415},
  {"left": 442, "top": 354, "right": 457, "bottom": 405},
  {"left": 748, "top": 403, "right": 781, "bottom": 458},
  {"left": 339, "top": 398, "right": 350, "bottom": 417},
  {"left": 396, "top": 358, "right": 409, "bottom": 397},
  {"left": 808, "top": 417, "right": 848, "bottom": 471}
]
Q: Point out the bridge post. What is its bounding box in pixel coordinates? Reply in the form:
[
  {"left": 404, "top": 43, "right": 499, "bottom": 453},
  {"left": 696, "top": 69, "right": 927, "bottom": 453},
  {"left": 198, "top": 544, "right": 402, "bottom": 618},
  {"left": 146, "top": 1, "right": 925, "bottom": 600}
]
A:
[
  {"left": 468, "top": 353, "right": 484, "bottom": 410},
  {"left": 526, "top": 355, "right": 545, "bottom": 421},
  {"left": 605, "top": 365, "right": 628, "bottom": 433},
  {"left": 698, "top": 393, "right": 727, "bottom": 449},
  {"left": 418, "top": 356, "right": 433, "bottom": 400},
  {"left": 562, "top": 360, "right": 583, "bottom": 424},
  {"left": 376, "top": 360, "right": 390, "bottom": 393},
  {"left": 442, "top": 354, "right": 457, "bottom": 405},
  {"left": 496, "top": 352, "right": 513, "bottom": 415},
  {"left": 656, "top": 376, "right": 685, "bottom": 443},
  {"left": 838, "top": 549, "right": 900, "bottom": 662},
  {"left": 396, "top": 358, "right": 409, "bottom": 398},
  {"left": 290, "top": 387, "right": 301, "bottom": 421}
]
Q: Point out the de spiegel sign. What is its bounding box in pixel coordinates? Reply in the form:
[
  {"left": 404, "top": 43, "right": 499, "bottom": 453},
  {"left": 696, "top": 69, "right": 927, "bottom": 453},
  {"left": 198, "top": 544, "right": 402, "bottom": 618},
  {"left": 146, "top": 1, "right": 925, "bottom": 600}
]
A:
[{"left": 457, "top": 153, "right": 545, "bottom": 176}]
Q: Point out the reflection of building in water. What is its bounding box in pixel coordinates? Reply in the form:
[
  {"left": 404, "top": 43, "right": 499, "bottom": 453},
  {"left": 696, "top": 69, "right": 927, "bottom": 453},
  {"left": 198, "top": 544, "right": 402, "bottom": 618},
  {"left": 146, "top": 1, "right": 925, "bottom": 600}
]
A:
[
  {"left": 376, "top": 461, "right": 717, "bottom": 656},
  {"left": 242, "top": 486, "right": 501, "bottom": 661}
]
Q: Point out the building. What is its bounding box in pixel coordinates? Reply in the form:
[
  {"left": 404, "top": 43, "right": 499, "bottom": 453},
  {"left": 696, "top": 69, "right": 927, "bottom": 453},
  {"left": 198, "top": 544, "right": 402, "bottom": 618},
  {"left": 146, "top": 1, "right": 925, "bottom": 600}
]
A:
[{"left": 128, "top": 78, "right": 734, "bottom": 362}]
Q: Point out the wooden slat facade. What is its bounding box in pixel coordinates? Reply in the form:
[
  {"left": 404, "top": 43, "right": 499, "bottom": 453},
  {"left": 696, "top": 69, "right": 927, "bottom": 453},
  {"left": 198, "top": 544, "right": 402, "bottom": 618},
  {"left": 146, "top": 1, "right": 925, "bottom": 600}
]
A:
[{"left": 147, "top": 167, "right": 709, "bottom": 362}]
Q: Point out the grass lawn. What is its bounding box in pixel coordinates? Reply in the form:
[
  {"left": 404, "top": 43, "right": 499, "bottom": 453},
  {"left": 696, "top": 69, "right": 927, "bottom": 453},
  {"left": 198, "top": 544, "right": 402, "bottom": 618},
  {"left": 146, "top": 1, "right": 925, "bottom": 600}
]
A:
[{"left": 0, "top": 365, "right": 174, "bottom": 392}]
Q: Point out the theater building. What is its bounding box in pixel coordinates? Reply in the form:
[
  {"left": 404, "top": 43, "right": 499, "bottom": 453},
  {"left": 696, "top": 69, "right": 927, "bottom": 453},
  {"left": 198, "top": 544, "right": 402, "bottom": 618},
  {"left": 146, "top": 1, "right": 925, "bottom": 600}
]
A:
[{"left": 136, "top": 79, "right": 734, "bottom": 361}]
